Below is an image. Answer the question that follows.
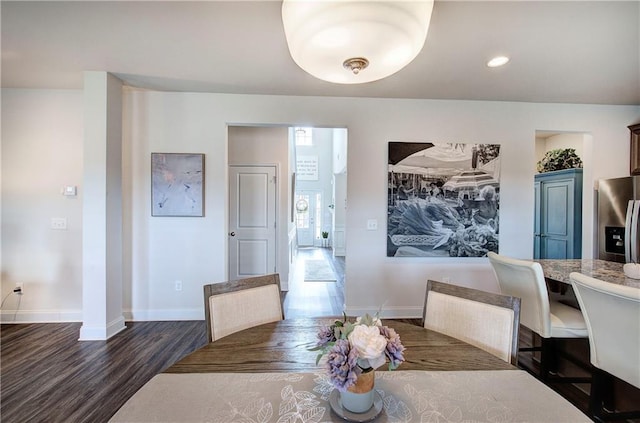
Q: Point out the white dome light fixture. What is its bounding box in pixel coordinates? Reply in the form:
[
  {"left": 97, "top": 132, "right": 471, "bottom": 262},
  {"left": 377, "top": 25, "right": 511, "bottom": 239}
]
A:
[{"left": 281, "top": 0, "right": 434, "bottom": 84}]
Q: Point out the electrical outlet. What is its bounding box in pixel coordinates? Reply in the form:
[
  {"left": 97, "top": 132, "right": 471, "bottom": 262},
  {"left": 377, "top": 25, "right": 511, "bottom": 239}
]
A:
[
  {"left": 15, "top": 282, "right": 24, "bottom": 294},
  {"left": 51, "top": 217, "right": 67, "bottom": 230},
  {"left": 175, "top": 280, "right": 182, "bottom": 291}
]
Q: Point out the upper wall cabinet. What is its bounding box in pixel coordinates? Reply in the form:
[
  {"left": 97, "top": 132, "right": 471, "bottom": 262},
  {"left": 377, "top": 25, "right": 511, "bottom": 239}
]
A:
[{"left": 534, "top": 168, "right": 583, "bottom": 259}]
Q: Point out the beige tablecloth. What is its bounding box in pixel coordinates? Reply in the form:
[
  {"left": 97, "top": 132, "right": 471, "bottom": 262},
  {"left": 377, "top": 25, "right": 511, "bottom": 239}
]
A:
[{"left": 110, "top": 370, "right": 589, "bottom": 422}]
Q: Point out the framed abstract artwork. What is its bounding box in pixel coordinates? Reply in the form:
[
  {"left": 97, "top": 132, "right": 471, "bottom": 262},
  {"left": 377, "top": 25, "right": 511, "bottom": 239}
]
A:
[{"left": 151, "top": 153, "right": 204, "bottom": 217}]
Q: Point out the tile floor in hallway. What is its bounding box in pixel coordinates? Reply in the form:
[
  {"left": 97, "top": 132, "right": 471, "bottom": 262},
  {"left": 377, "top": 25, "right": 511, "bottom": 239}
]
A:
[{"left": 282, "top": 247, "right": 345, "bottom": 318}]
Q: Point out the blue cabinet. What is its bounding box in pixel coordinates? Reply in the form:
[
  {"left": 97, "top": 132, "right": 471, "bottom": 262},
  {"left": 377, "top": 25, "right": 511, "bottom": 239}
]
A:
[{"left": 534, "top": 169, "right": 583, "bottom": 259}]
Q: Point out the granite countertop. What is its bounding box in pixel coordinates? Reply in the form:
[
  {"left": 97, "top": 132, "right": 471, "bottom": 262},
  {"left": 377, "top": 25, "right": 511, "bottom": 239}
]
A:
[{"left": 537, "top": 259, "right": 640, "bottom": 288}]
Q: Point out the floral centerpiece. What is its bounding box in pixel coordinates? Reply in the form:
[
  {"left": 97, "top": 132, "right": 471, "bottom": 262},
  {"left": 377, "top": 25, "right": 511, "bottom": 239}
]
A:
[{"left": 312, "top": 313, "right": 405, "bottom": 403}]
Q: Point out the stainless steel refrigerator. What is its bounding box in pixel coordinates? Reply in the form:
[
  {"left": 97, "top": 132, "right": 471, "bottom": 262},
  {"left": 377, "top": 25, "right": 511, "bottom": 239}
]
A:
[{"left": 597, "top": 176, "right": 640, "bottom": 263}]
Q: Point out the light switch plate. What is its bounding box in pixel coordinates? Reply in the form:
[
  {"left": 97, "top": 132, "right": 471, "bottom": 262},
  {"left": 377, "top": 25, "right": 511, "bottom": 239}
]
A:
[{"left": 63, "top": 186, "right": 77, "bottom": 196}]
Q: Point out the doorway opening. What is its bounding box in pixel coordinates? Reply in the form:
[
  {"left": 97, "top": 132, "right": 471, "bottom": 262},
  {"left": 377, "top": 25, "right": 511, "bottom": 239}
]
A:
[
  {"left": 288, "top": 126, "right": 347, "bottom": 316},
  {"left": 227, "top": 125, "right": 346, "bottom": 316}
]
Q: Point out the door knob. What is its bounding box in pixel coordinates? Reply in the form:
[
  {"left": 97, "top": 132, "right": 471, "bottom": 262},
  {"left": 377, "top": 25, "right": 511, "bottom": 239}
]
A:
[{"left": 229, "top": 232, "right": 236, "bottom": 236}]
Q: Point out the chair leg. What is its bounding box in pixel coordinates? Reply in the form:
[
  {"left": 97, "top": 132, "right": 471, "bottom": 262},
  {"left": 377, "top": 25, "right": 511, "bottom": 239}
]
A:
[
  {"left": 590, "top": 367, "right": 640, "bottom": 422},
  {"left": 540, "top": 338, "right": 557, "bottom": 382},
  {"left": 590, "top": 367, "right": 608, "bottom": 422},
  {"left": 539, "top": 337, "right": 591, "bottom": 384}
]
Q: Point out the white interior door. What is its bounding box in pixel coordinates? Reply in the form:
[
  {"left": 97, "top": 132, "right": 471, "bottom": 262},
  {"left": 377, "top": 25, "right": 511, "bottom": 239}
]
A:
[
  {"left": 229, "top": 165, "right": 277, "bottom": 280},
  {"left": 295, "top": 190, "right": 319, "bottom": 247}
]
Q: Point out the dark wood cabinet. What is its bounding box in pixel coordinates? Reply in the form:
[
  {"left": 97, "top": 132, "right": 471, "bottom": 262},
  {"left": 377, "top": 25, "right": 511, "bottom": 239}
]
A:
[
  {"left": 630, "top": 123, "right": 640, "bottom": 176},
  {"left": 534, "top": 169, "right": 583, "bottom": 259}
]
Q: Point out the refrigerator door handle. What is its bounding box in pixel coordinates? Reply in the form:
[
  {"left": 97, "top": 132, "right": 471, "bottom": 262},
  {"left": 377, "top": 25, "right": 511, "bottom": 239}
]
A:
[
  {"left": 625, "top": 200, "right": 634, "bottom": 262},
  {"left": 632, "top": 201, "right": 640, "bottom": 263}
]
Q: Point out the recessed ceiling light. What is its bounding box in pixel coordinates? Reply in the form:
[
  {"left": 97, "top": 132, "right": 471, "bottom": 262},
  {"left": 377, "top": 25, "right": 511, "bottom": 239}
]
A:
[{"left": 487, "top": 56, "right": 510, "bottom": 68}]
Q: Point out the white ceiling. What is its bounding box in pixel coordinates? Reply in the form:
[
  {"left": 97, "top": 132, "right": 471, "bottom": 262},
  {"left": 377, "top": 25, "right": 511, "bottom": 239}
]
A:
[{"left": 2, "top": 1, "right": 639, "bottom": 105}]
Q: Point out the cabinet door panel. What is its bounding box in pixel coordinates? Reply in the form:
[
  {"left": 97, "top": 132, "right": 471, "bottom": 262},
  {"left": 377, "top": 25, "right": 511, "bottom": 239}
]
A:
[
  {"left": 534, "top": 169, "right": 582, "bottom": 260},
  {"left": 545, "top": 239, "right": 569, "bottom": 259},
  {"left": 544, "top": 183, "right": 570, "bottom": 237},
  {"left": 534, "top": 182, "right": 541, "bottom": 259},
  {"left": 542, "top": 180, "right": 574, "bottom": 259}
]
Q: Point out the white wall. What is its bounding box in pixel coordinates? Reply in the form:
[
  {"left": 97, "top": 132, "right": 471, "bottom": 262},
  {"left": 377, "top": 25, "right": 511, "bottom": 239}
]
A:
[
  {"left": 80, "top": 72, "right": 126, "bottom": 339},
  {"left": 1, "top": 89, "right": 84, "bottom": 321},
  {"left": 2, "top": 88, "right": 639, "bottom": 321}
]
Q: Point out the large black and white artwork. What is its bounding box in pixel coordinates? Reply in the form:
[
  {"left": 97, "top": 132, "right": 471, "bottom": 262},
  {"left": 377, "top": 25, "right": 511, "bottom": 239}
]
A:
[{"left": 387, "top": 142, "right": 501, "bottom": 257}]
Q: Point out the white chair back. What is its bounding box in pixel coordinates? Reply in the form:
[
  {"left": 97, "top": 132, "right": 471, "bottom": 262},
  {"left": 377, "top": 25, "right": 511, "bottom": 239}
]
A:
[
  {"left": 423, "top": 280, "right": 521, "bottom": 364},
  {"left": 570, "top": 272, "right": 640, "bottom": 389},
  {"left": 487, "top": 252, "right": 552, "bottom": 338},
  {"left": 204, "top": 274, "right": 283, "bottom": 342}
]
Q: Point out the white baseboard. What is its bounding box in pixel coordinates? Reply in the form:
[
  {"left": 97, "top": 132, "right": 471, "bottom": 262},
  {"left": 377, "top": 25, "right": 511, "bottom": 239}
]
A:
[
  {"left": 4, "top": 306, "right": 417, "bottom": 323},
  {"left": 0, "top": 308, "right": 204, "bottom": 324},
  {"left": 124, "top": 308, "right": 204, "bottom": 321},
  {"left": 344, "top": 305, "right": 423, "bottom": 319},
  {"left": 79, "top": 316, "right": 127, "bottom": 340},
  {"left": 280, "top": 276, "right": 289, "bottom": 291},
  {"left": 0, "top": 309, "right": 83, "bottom": 323}
]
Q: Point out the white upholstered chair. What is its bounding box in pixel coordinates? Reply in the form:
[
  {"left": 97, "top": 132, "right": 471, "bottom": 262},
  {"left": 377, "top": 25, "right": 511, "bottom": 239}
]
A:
[
  {"left": 422, "top": 279, "right": 521, "bottom": 365},
  {"left": 203, "top": 273, "right": 284, "bottom": 342},
  {"left": 570, "top": 272, "right": 640, "bottom": 422},
  {"left": 487, "top": 252, "right": 589, "bottom": 382}
]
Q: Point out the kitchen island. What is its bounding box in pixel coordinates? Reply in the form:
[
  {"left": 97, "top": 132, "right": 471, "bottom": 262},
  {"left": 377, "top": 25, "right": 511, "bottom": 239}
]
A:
[{"left": 538, "top": 259, "right": 640, "bottom": 288}]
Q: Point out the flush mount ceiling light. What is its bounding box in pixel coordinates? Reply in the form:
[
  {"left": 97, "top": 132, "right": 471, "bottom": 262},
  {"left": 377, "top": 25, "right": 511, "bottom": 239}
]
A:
[
  {"left": 487, "top": 56, "right": 510, "bottom": 68},
  {"left": 281, "top": 0, "right": 434, "bottom": 84}
]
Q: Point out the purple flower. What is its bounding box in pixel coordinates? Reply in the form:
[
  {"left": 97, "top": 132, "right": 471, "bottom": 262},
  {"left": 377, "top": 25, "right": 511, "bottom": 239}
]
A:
[
  {"left": 379, "top": 325, "right": 405, "bottom": 369},
  {"left": 316, "top": 325, "right": 336, "bottom": 347},
  {"left": 325, "top": 339, "right": 360, "bottom": 391}
]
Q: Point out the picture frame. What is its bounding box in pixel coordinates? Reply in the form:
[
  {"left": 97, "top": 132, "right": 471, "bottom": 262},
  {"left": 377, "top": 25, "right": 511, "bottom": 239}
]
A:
[
  {"left": 629, "top": 124, "right": 640, "bottom": 176},
  {"left": 151, "top": 153, "right": 204, "bottom": 217},
  {"left": 387, "top": 141, "right": 501, "bottom": 258}
]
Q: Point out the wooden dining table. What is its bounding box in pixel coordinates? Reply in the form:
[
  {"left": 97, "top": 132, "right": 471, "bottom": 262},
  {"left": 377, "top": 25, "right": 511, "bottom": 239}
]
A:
[
  {"left": 110, "top": 318, "right": 591, "bottom": 422},
  {"left": 164, "top": 318, "right": 514, "bottom": 374}
]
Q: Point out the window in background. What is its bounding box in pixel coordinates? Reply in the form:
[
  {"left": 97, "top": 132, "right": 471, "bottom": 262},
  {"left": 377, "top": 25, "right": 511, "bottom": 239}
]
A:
[{"left": 295, "top": 127, "right": 313, "bottom": 146}]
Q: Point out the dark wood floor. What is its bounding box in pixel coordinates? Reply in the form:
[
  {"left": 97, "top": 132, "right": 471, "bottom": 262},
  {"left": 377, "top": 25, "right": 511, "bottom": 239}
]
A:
[
  {"left": 1, "top": 248, "right": 346, "bottom": 423},
  {"left": 1, "top": 321, "right": 207, "bottom": 423}
]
